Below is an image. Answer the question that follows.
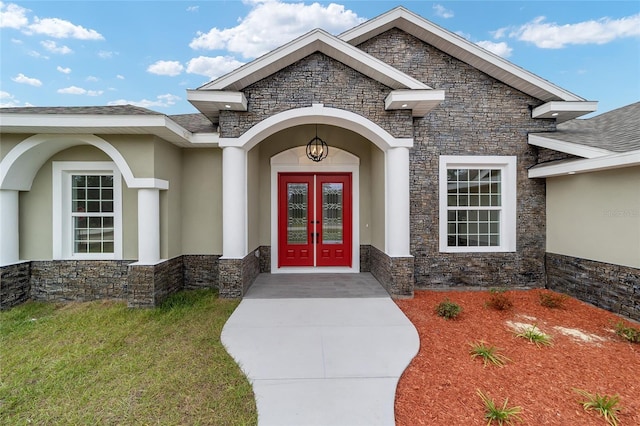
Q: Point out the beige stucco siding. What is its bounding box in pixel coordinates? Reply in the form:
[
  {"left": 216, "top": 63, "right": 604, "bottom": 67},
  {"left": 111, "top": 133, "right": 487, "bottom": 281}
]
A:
[
  {"left": 19, "top": 145, "right": 138, "bottom": 260},
  {"left": 0, "top": 133, "right": 31, "bottom": 160},
  {"left": 180, "top": 149, "right": 223, "bottom": 254},
  {"left": 546, "top": 167, "right": 640, "bottom": 268},
  {"left": 154, "top": 138, "right": 182, "bottom": 259}
]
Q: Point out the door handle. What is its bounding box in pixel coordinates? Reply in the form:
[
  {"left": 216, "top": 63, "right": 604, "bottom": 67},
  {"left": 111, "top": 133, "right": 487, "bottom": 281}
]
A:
[{"left": 310, "top": 232, "right": 319, "bottom": 244}]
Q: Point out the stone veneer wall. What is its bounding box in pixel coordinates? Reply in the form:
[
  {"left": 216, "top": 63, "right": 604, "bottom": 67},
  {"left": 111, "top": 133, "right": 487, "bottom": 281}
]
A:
[
  {"left": 546, "top": 253, "right": 640, "bottom": 322},
  {"left": 127, "top": 257, "right": 184, "bottom": 308},
  {"left": 183, "top": 255, "right": 220, "bottom": 290},
  {"left": 259, "top": 246, "right": 271, "bottom": 273},
  {"left": 30, "top": 260, "right": 132, "bottom": 302},
  {"left": 218, "top": 249, "right": 260, "bottom": 299},
  {"left": 537, "top": 148, "right": 579, "bottom": 164},
  {"left": 360, "top": 245, "right": 371, "bottom": 272},
  {"left": 0, "top": 262, "right": 31, "bottom": 310},
  {"left": 370, "top": 246, "right": 414, "bottom": 298},
  {"left": 358, "top": 29, "right": 555, "bottom": 289}
]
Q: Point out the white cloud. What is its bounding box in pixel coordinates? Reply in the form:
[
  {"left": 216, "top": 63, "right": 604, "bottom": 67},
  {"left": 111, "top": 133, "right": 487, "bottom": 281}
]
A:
[
  {"left": 41, "top": 40, "right": 72, "bottom": 54},
  {"left": 147, "top": 60, "right": 185, "bottom": 76},
  {"left": 186, "top": 55, "right": 244, "bottom": 78},
  {"left": 476, "top": 40, "right": 513, "bottom": 58},
  {"left": 0, "top": 2, "right": 29, "bottom": 29},
  {"left": 189, "top": 0, "right": 365, "bottom": 59},
  {"left": 98, "top": 50, "right": 115, "bottom": 59},
  {"left": 28, "top": 50, "right": 48, "bottom": 59},
  {"left": 108, "top": 93, "right": 181, "bottom": 109},
  {"left": 86, "top": 76, "right": 99, "bottom": 82},
  {"left": 57, "top": 65, "right": 71, "bottom": 74},
  {"left": 11, "top": 37, "right": 22, "bottom": 43},
  {"left": 504, "top": 14, "right": 640, "bottom": 48},
  {"left": 116, "top": 74, "right": 125, "bottom": 80},
  {"left": 0, "top": 90, "right": 21, "bottom": 107},
  {"left": 186, "top": 6, "right": 199, "bottom": 12},
  {"left": 57, "top": 85, "right": 103, "bottom": 96},
  {"left": 27, "top": 16, "right": 103, "bottom": 40},
  {"left": 433, "top": 4, "right": 454, "bottom": 19},
  {"left": 12, "top": 73, "right": 42, "bottom": 86}
]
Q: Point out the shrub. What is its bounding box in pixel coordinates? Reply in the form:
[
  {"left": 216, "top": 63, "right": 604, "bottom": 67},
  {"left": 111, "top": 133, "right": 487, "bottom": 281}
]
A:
[
  {"left": 469, "top": 342, "right": 510, "bottom": 367},
  {"left": 538, "top": 291, "right": 567, "bottom": 309},
  {"left": 615, "top": 321, "right": 640, "bottom": 343},
  {"left": 574, "top": 389, "right": 621, "bottom": 426},
  {"left": 435, "top": 298, "right": 463, "bottom": 319},
  {"left": 486, "top": 288, "right": 513, "bottom": 311},
  {"left": 477, "top": 390, "right": 523, "bottom": 425},
  {"left": 514, "top": 324, "right": 553, "bottom": 347}
]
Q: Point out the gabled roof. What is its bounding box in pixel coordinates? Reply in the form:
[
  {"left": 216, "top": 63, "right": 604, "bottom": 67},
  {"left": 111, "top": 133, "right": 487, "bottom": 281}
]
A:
[
  {"left": 196, "top": 28, "right": 431, "bottom": 92},
  {"left": 339, "top": 7, "right": 586, "bottom": 104},
  {"left": 528, "top": 102, "right": 640, "bottom": 177}
]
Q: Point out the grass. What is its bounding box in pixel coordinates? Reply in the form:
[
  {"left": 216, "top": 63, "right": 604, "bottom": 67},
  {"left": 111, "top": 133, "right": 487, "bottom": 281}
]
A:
[
  {"left": 434, "top": 298, "right": 463, "bottom": 320},
  {"left": 0, "top": 290, "right": 257, "bottom": 425},
  {"left": 477, "top": 390, "right": 523, "bottom": 426},
  {"left": 469, "top": 342, "right": 510, "bottom": 367},
  {"left": 514, "top": 324, "right": 553, "bottom": 347},
  {"left": 614, "top": 321, "right": 640, "bottom": 343},
  {"left": 573, "top": 389, "right": 622, "bottom": 426}
]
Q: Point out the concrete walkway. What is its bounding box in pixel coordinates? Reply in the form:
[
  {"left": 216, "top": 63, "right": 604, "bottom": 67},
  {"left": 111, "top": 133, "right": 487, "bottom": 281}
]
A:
[{"left": 221, "top": 273, "right": 419, "bottom": 426}]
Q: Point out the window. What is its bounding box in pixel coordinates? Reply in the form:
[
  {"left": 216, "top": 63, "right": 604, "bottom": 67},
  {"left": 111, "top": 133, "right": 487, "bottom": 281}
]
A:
[
  {"left": 53, "top": 162, "right": 122, "bottom": 259},
  {"left": 439, "top": 156, "right": 516, "bottom": 252}
]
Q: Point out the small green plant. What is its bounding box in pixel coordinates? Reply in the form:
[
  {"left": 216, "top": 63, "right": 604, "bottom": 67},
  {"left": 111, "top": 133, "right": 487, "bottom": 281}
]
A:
[
  {"left": 477, "top": 389, "right": 523, "bottom": 425},
  {"left": 573, "top": 388, "right": 622, "bottom": 426},
  {"left": 469, "top": 341, "right": 510, "bottom": 367},
  {"left": 486, "top": 288, "right": 513, "bottom": 311},
  {"left": 515, "top": 324, "right": 553, "bottom": 347},
  {"left": 435, "top": 298, "right": 463, "bottom": 319},
  {"left": 615, "top": 321, "right": 640, "bottom": 343},
  {"left": 538, "top": 291, "right": 567, "bottom": 309}
]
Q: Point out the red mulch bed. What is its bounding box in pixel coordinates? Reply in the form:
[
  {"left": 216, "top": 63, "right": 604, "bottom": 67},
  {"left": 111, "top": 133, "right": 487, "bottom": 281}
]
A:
[{"left": 395, "top": 289, "right": 640, "bottom": 425}]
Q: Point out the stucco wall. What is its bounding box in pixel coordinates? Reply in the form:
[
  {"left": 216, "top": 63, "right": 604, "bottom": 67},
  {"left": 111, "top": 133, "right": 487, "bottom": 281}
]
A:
[
  {"left": 154, "top": 138, "right": 182, "bottom": 259},
  {"left": 19, "top": 145, "right": 138, "bottom": 260},
  {"left": 547, "top": 167, "right": 640, "bottom": 268},
  {"left": 358, "top": 28, "right": 555, "bottom": 288},
  {"left": 180, "top": 148, "right": 222, "bottom": 254}
]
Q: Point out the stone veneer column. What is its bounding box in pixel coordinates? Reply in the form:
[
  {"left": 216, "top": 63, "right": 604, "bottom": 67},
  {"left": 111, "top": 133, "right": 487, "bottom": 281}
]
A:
[
  {"left": 0, "top": 190, "right": 20, "bottom": 266},
  {"left": 385, "top": 147, "right": 411, "bottom": 257}
]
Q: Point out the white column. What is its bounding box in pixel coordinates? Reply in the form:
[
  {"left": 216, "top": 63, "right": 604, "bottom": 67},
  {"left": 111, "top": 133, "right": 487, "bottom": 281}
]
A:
[
  {"left": 137, "top": 188, "right": 160, "bottom": 264},
  {"left": 0, "top": 189, "right": 20, "bottom": 266},
  {"left": 385, "top": 147, "right": 411, "bottom": 257},
  {"left": 222, "top": 146, "right": 247, "bottom": 258}
]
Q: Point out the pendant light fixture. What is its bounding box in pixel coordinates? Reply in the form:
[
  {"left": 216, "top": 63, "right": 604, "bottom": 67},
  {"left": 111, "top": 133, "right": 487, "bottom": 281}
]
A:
[{"left": 306, "top": 124, "right": 328, "bottom": 162}]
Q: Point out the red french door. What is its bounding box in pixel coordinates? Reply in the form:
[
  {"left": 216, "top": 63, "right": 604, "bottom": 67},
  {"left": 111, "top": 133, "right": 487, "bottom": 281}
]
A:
[{"left": 278, "top": 173, "right": 352, "bottom": 268}]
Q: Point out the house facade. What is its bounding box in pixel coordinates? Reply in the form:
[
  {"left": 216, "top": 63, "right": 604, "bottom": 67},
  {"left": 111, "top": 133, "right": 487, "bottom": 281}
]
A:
[{"left": 1, "top": 8, "right": 636, "bottom": 320}]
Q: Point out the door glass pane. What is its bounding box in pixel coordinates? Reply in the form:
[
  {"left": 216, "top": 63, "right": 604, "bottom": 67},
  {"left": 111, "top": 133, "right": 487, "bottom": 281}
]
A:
[
  {"left": 287, "top": 183, "right": 308, "bottom": 245},
  {"left": 322, "top": 183, "right": 343, "bottom": 244}
]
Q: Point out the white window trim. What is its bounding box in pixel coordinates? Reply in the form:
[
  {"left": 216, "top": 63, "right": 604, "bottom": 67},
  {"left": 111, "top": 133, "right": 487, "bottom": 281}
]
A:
[
  {"left": 53, "top": 161, "right": 122, "bottom": 260},
  {"left": 439, "top": 155, "right": 517, "bottom": 253}
]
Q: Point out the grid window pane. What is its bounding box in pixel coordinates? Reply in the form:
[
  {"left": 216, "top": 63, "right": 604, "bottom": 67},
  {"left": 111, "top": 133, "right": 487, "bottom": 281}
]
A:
[
  {"left": 447, "top": 167, "right": 502, "bottom": 247},
  {"left": 71, "top": 174, "right": 115, "bottom": 254}
]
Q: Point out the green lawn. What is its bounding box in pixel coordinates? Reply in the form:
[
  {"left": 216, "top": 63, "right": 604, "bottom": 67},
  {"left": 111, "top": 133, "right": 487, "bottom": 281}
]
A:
[{"left": 0, "top": 290, "right": 257, "bottom": 425}]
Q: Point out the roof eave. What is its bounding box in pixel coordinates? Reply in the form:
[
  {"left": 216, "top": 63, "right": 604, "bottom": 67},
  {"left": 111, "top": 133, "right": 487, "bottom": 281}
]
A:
[
  {"left": 532, "top": 101, "right": 598, "bottom": 123},
  {"left": 528, "top": 133, "right": 612, "bottom": 159},
  {"left": 385, "top": 89, "right": 446, "bottom": 116},
  {"left": 528, "top": 149, "right": 640, "bottom": 178}
]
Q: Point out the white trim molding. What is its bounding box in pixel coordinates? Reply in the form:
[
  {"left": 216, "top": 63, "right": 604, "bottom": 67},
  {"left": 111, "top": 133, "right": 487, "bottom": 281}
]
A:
[
  {"left": 384, "top": 89, "right": 446, "bottom": 117},
  {"left": 528, "top": 134, "right": 613, "bottom": 159},
  {"left": 439, "top": 155, "right": 517, "bottom": 253},
  {"left": 528, "top": 149, "right": 640, "bottom": 178},
  {"left": 531, "top": 101, "right": 598, "bottom": 123}
]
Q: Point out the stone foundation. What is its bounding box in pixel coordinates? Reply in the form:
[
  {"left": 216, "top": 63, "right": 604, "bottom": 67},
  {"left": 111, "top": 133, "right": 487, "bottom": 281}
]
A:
[
  {"left": 370, "top": 246, "right": 414, "bottom": 298},
  {"left": 259, "top": 246, "right": 271, "bottom": 273},
  {"left": 360, "top": 245, "right": 371, "bottom": 272},
  {"left": 218, "top": 249, "right": 260, "bottom": 299},
  {"left": 30, "top": 260, "right": 131, "bottom": 302},
  {"left": 546, "top": 253, "right": 640, "bottom": 322},
  {"left": 0, "top": 262, "right": 31, "bottom": 310},
  {"left": 183, "top": 255, "right": 220, "bottom": 290}
]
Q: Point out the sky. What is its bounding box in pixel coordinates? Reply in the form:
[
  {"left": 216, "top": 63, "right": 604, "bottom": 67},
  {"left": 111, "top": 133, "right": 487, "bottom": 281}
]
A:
[{"left": 1, "top": 0, "right": 639, "bottom": 118}]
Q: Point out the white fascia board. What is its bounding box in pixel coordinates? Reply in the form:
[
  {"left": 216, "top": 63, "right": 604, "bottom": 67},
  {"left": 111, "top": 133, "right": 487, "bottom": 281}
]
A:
[
  {"left": 532, "top": 101, "right": 598, "bottom": 122},
  {"left": 340, "top": 7, "right": 585, "bottom": 102},
  {"left": 189, "top": 133, "right": 220, "bottom": 145},
  {"left": 384, "top": 89, "right": 445, "bottom": 116},
  {"left": 528, "top": 134, "right": 612, "bottom": 159},
  {"left": 528, "top": 149, "right": 640, "bottom": 178},
  {"left": 186, "top": 90, "right": 247, "bottom": 110},
  {"left": 198, "top": 29, "right": 430, "bottom": 91}
]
